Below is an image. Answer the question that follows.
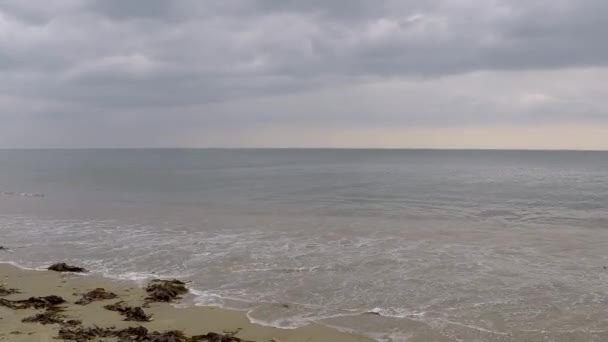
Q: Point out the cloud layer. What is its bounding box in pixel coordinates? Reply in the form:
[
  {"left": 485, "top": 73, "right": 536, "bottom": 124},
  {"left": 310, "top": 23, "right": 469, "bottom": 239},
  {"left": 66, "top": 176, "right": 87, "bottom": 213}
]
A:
[{"left": 1, "top": 0, "right": 607, "bottom": 148}]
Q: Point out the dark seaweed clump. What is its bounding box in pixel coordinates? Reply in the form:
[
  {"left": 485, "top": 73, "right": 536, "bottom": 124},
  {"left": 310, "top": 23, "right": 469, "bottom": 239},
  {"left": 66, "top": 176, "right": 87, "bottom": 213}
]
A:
[
  {"left": 145, "top": 279, "right": 188, "bottom": 303},
  {"left": 75, "top": 288, "right": 118, "bottom": 305},
  {"left": 4, "top": 276, "right": 253, "bottom": 342},
  {"left": 22, "top": 310, "right": 81, "bottom": 326},
  {"left": 104, "top": 301, "right": 152, "bottom": 322},
  {"left": 0, "top": 295, "right": 65, "bottom": 310},
  {"left": 0, "top": 284, "right": 19, "bottom": 296},
  {"left": 1, "top": 294, "right": 80, "bottom": 327},
  {"left": 57, "top": 326, "right": 252, "bottom": 342}
]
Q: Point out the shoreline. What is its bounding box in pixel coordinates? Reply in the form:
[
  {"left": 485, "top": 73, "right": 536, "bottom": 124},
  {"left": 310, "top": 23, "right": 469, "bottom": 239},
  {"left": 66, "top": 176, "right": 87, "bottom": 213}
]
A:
[{"left": 0, "top": 263, "right": 373, "bottom": 342}]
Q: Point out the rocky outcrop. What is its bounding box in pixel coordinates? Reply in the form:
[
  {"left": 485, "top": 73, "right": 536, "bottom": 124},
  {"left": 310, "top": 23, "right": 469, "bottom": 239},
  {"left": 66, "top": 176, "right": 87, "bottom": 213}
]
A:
[{"left": 48, "top": 263, "right": 88, "bottom": 273}]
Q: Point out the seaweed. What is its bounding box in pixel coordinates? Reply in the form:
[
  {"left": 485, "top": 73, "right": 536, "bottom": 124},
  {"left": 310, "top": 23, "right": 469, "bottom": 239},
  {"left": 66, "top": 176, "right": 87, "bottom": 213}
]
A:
[
  {"left": 0, "top": 284, "right": 19, "bottom": 296},
  {"left": 56, "top": 326, "right": 252, "bottom": 342},
  {"left": 0, "top": 295, "right": 65, "bottom": 310},
  {"left": 22, "top": 311, "right": 81, "bottom": 326},
  {"left": 75, "top": 288, "right": 118, "bottom": 305},
  {"left": 145, "top": 279, "right": 188, "bottom": 303},
  {"left": 104, "top": 301, "right": 152, "bottom": 322}
]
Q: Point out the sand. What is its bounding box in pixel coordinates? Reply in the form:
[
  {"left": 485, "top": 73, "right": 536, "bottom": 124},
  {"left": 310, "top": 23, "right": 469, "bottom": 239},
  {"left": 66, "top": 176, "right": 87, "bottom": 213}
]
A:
[{"left": 0, "top": 263, "right": 373, "bottom": 342}]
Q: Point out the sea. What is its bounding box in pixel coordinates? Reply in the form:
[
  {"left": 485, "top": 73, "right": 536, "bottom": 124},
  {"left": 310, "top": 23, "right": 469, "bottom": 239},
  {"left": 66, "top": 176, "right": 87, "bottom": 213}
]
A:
[{"left": 1, "top": 149, "right": 607, "bottom": 341}]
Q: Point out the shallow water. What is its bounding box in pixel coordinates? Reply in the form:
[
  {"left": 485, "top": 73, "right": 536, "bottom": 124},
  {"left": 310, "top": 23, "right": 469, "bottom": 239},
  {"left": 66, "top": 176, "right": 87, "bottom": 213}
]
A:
[{"left": 1, "top": 149, "right": 608, "bottom": 341}]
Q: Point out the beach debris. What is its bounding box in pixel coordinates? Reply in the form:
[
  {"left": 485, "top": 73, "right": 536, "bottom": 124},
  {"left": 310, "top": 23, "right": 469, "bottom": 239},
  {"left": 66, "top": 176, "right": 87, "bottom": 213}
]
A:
[
  {"left": 75, "top": 288, "right": 118, "bottom": 305},
  {"left": 18, "top": 295, "right": 80, "bottom": 327},
  {"left": 222, "top": 328, "right": 242, "bottom": 337},
  {"left": 104, "top": 301, "right": 152, "bottom": 322},
  {"left": 22, "top": 310, "right": 81, "bottom": 326},
  {"left": 0, "top": 284, "right": 19, "bottom": 296},
  {"left": 0, "top": 295, "right": 65, "bottom": 310},
  {"left": 57, "top": 326, "right": 117, "bottom": 341},
  {"left": 57, "top": 326, "right": 253, "bottom": 342},
  {"left": 192, "top": 332, "right": 252, "bottom": 341},
  {"left": 145, "top": 279, "right": 188, "bottom": 302},
  {"left": 150, "top": 330, "right": 190, "bottom": 341},
  {"left": 48, "top": 263, "right": 88, "bottom": 273}
]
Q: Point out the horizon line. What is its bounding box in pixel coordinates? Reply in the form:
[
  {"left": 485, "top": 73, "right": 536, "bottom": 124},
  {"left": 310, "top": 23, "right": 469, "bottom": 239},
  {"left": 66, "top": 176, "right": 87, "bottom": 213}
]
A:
[{"left": 0, "top": 147, "right": 607, "bottom": 152}]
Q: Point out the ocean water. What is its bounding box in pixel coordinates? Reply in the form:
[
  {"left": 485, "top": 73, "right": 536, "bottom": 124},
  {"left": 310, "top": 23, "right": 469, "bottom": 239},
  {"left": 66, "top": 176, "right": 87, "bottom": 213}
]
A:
[{"left": 1, "top": 149, "right": 608, "bottom": 341}]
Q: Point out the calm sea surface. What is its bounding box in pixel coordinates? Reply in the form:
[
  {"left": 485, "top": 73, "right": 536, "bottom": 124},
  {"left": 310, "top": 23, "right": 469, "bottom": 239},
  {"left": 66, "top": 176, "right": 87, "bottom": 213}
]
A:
[{"left": 1, "top": 149, "right": 607, "bottom": 341}]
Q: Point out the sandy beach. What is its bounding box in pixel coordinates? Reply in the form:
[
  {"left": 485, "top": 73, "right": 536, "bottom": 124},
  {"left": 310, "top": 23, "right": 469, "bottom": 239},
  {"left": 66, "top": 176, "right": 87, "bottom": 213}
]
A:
[{"left": 0, "top": 263, "right": 373, "bottom": 342}]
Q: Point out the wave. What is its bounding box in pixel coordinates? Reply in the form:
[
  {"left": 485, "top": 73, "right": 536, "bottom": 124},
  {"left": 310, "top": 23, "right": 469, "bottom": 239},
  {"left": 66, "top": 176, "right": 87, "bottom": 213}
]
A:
[
  {"left": 2, "top": 212, "right": 607, "bottom": 342},
  {"left": 1, "top": 191, "right": 45, "bottom": 198}
]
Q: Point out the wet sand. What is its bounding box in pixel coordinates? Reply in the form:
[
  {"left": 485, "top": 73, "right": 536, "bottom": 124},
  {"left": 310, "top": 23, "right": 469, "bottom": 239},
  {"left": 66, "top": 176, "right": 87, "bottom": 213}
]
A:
[{"left": 0, "top": 263, "right": 373, "bottom": 341}]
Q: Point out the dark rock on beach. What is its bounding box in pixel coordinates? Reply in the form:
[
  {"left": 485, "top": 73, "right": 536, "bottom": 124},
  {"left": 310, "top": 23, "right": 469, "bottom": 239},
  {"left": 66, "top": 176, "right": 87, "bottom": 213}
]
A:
[
  {"left": 48, "top": 263, "right": 88, "bottom": 273},
  {"left": 104, "top": 301, "right": 152, "bottom": 322},
  {"left": 75, "top": 288, "right": 118, "bottom": 305},
  {"left": 145, "top": 279, "right": 189, "bottom": 303}
]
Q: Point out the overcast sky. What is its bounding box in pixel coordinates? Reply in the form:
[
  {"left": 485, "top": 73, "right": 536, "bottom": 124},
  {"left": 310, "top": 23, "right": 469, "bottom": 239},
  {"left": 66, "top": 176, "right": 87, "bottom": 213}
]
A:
[{"left": 1, "top": 0, "right": 607, "bottom": 149}]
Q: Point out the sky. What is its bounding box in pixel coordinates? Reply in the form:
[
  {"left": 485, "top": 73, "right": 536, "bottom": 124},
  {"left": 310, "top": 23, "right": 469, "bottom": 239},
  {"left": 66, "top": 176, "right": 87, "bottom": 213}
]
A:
[{"left": 1, "top": 0, "right": 607, "bottom": 149}]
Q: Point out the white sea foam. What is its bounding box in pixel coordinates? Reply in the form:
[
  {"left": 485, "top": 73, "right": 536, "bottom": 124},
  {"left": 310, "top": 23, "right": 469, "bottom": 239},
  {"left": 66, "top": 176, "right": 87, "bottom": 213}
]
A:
[
  {"left": 1, "top": 191, "right": 45, "bottom": 198},
  {"left": 2, "top": 210, "right": 608, "bottom": 340},
  {"left": 366, "top": 307, "right": 426, "bottom": 319},
  {"left": 0, "top": 261, "right": 46, "bottom": 272}
]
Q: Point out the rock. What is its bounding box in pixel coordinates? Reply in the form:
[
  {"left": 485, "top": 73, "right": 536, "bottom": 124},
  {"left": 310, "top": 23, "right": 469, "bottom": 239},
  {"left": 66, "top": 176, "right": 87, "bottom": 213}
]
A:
[
  {"left": 0, "top": 295, "right": 65, "bottom": 310},
  {"left": 48, "top": 263, "right": 88, "bottom": 273},
  {"left": 0, "top": 246, "right": 7, "bottom": 251},
  {"left": 75, "top": 288, "right": 117, "bottom": 305},
  {"left": 145, "top": 279, "right": 188, "bottom": 302},
  {"left": 104, "top": 301, "right": 152, "bottom": 322}
]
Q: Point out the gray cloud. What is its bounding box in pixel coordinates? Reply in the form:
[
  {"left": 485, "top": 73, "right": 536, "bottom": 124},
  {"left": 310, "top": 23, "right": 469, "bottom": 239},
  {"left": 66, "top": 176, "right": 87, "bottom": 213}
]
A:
[{"left": 0, "top": 0, "right": 607, "bottom": 147}]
